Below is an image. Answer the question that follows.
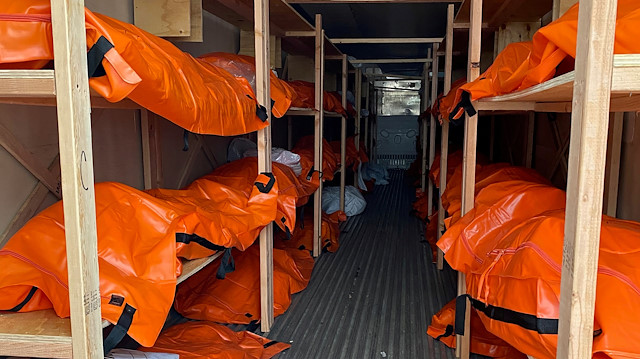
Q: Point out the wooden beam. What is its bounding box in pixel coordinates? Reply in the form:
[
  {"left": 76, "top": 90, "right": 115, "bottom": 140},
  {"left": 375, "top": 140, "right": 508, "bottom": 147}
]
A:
[
  {"left": 427, "top": 54, "right": 439, "bottom": 219},
  {"left": 340, "top": 55, "right": 347, "bottom": 212},
  {"left": 437, "top": 3, "right": 454, "bottom": 271},
  {"left": 364, "top": 80, "right": 370, "bottom": 150},
  {"left": 285, "top": 31, "right": 316, "bottom": 37},
  {"left": 313, "top": 15, "right": 325, "bottom": 258},
  {"left": 0, "top": 122, "right": 61, "bottom": 199},
  {"left": 254, "top": 0, "right": 275, "bottom": 333},
  {"left": 140, "top": 110, "right": 163, "bottom": 190},
  {"left": 354, "top": 68, "right": 362, "bottom": 187},
  {"left": 452, "top": 22, "right": 489, "bottom": 29},
  {"left": 553, "top": 0, "right": 577, "bottom": 20},
  {"left": 0, "top": 155, "right": 60, "bottom": 247},
  {"left": 50, "top": 0, "right": 103, "bottom": 356},
  {"left": 288, "top": 0, "right": 462, "bottom": 2},
  {"left": 350, "top": 58, "right": 432, "bottom": 64},
  {"left": 421, "top": 51, "right": 431, "bottom": 192},
  {"left": 525, "top": 111, "right": 535, "bottom": 168},
  {"left": 176, "top": 136, "right": 203, "bottom": 189},
  {"left": 604, "top": 112, "right": 623, "bottom": 217},
  {"left": 557, "top": 0, "right": 618, "bottom": 358},
  {"left": 332, "top": 37, "right": 443, "bottom": 44},
  {"left": 458, "top": 0, "right": 482, "bottom": 357}
]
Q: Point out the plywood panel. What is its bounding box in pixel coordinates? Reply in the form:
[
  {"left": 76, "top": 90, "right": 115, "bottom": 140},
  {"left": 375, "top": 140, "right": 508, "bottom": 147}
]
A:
[{"left": 134, "top": 0, "right": 191, "bottom": 37}]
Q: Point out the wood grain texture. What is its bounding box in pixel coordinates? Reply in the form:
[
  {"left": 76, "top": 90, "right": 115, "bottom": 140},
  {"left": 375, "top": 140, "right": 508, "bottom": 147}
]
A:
[
  {"left": 340, "top": 55, "right": 348, "bottom": 211},
  {"left": 50, "top": 0, "right": 103, "bottom": 356},
  {"left": 557, "top": 0, "right": 618, "bottom": 357},
  {"left": 165, "top": 0, "right": 203, "bottom": 42},
  {"left": 134, "top": 0, "right": 191, "bottom": 37},
  {"left": 313, "top": 15, "right": 324, "bottom": 258}
]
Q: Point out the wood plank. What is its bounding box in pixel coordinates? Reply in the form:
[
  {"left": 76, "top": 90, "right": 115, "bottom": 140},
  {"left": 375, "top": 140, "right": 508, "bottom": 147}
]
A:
[
  {"left": 350, "top": 58, "right": 432, "bottom": 64},
  {"left": 458, "top": 0, "right": 482, "bottom": 357},
  {"left": 178, "top": 251, "right": 224, "bottom": 284},
  {"left": 313, "top": 16, "right": 325, "bottom": 258},
  {"left": 340, "top": 55, "right": 348, "bottom": 212},
  {"left": 254, "top": 0, "right": 275, "bottom": 333},
  {"left": 0, "top": 70, "right": 56, "bottom": 97},
  {"left": 134, "top": 0, "right": 191, "bottom": 37},
  {"left": 0, "top": 310, "right": 72, "bottom": 359},
  {"left": 364, "top": 80, "right": 370, "bottom": 149},
  {"left": 332, "top": 37, "right": 443, "bottom": 44},
  {"left": 165, "top": 0, "right": 204, "bottom": 42},
  {"left": 455, "top": 0, "right": 552, "bottom": 27},
  {"left": 354, "top": 68, "right": 362, "bottom": 187},
  {"left": 553, "top": 0, "right": 577, "bottom": 20},
  {"left": 50, "top": 0, "right": 103, "bottom": 355},
  {"left": 437, "top": 2, "right": 455, "bottom": 271},
  {"left": 556, "top": 0, "right": 618, "bottom": 357},
  {"left": 0, "top": 155, "right": 60, "bottom": 247},
  {"left": 604, "top": 112, "right": 623, "bottom": 217},
  {"left": 427, "top": 55, "right": 439, "bottom": 218},
  {"left": 525, "top": 111, "right": 535, "bottom": 168},
  {"left": 421, "top": 60, "right": 430, "bottom": 192},
  {"left": 0, "top": 122, "right": 61, "bottom": 198},
  {"left": 288, "top": 0, "right": 463, "bottom": 2}
]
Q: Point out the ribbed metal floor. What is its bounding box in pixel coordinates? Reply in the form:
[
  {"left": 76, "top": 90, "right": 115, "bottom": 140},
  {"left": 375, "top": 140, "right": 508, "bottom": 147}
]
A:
[{"left": 266, "top": 170, "right": 458, "bottom": 359}]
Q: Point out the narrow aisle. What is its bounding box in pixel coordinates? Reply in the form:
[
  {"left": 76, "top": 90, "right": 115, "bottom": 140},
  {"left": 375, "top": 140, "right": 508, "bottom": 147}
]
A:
[{"left": 268, "top": 170, "right": 458, "bottom": 359}]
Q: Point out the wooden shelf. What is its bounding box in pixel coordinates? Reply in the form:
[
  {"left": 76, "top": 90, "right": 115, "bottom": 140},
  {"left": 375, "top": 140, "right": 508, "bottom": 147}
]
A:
[
  {"left": 0, "top": 251, "right": 223, "bottom": 358},
  {"left": 203, "top": 0, "right": 342, "bottom": 56},
  {"left": 285, "top": 107, "right": 343, "bottom": 118},
  {"left": 454, "top": 0, "right": 552, "bottom": 28},
  {"left": 476, "top": 54, "right": 640, "bottom": 113},
  {"left": 0, "top": 70, "right": 141, "bottom": 110}
]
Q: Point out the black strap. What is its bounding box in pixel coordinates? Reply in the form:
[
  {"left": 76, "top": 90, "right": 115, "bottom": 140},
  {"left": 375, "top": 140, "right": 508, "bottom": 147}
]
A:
[
  {"left": 256, "top": 105, "right": 269, "bottom": 122},
  {"left": 455, "top": 294, "right": 558, "bottom": 336},
  {"left": 263, "top": 340, "right": 278, "bottom": 349},
  {"left": 176, "top": 233, "right": 226, "bottom": 252},
  {"left": 306, "top": 167, "right": 315, "bottom": 181},
  {"left": 434, "top": 324, "right": 454, "bottom": 341},
  {"left": 246, "top": 320, "right": 260, "bottom": 332},
  {"left": 8, "top": 286, "right": 38, "bottom": 312},
  {"left": 182, "top": 130, "right": 190, "bottom": 151},
  {"left": 255, "top": 172, "right": 276, "bottom": 193},
  {"left": 87, "top": 36, "right": 114, "bottom": 78},
  {"left": 448, "top": 91, "right": 477, "bottom": 123},
  {"left": 216, "top": 248, "right": 236, "bottom": 279},
  {"left": 103, "top": 303, "right": 136, "bottom": 356}
]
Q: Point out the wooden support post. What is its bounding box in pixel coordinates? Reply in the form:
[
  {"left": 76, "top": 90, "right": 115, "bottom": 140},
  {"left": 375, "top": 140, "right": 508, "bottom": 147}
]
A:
[
  {"left": 427, "top": 55, "right": 439, "bottom": 219},
  {"left": 254, "top": 0, "right": 274, "bottom": 333},
  {"left": 140, "top": 110, "right": 163, "bottom": 190},
  {"left": 437, "top": 3, "right": 454, "bottom": 271},
  {"left": 458, "top": 0, "right": 482, "bottom": 358},
  {"left": 364, "top": 80, "right": 370, "bottom": 151},
  {"left": 525, "top": 111, "right": 535, "bottom": 168},
  {"left": 557, "top": 0, "right": 617, "bottom": 358},
  {"left": 313, "top": 15, "right": 325, "bottom": 258},
  {"left": 604, "top": 112, "right": 623, "bottom": 217},
  {"left": 340, "top": 54, "right": 347, "bottom": 211},
  {"left": 420, "top": 50, "right": 431, "bottom": 192},
  {"left": 354, "top": 68, "right": 362, "bottom": 187},
  {"left": 288, "top": 117, "right": 293, "bottom": 150},
  {"left": 51, "top": 0, "right": 103, "bottom": 356}
]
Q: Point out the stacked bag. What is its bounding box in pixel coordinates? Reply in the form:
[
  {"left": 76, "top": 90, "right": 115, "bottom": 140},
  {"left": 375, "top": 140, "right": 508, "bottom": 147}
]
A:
[{"left": 424, "top": 152, "right": 640, "bottom": 359}]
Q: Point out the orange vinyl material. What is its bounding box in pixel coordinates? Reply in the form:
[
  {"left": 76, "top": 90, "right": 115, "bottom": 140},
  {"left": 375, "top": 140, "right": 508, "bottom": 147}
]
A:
[
  {"left": 293, "top": 135, "right": 339, "bottom": 182},
  {"left": 0, "top": 2, "right": 267, "bottom": 135},
  {"left": 446, "top": 1, "right": 640, "bottom": 120},
  {"left": 142, "top": 321, "right": 290, "bottom": 358},
  {"left": 0, "top": 173, "right": 278, "bottom": 347},
  {"left": 287, "top": 80, "right": 347, "bottom": 115},
  {"left": 198, "top": 52, "right": 296, "bottom": 118},
  {"left": 441, "top": 164, "right": 547, "bottom": 227},
  {"left": 428, "top": 299, "right": 526, "bottom": 358},
  {"left": 178, "top": 158, "right": 305, "bottom": 236},
  {"left": 438, "top": 78, "right": 467, "bottom": 121},
  {"left": 276, "top": 210, "right": 346, "bottom": 253},
  {"left": 463, "top": 211, "right": 640, "bottom": 359},
  {"left": 174, "top": 244, "right": 314, "bottom": 324},
  {"left": 428, "top": 150, "right": 464, "bottom": 188},
  {"left": 438, "top": 180, "right": 566, "bottom": 274},
  {"left": 330, "top": 137, "right": 369, "bottom": 171}
]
